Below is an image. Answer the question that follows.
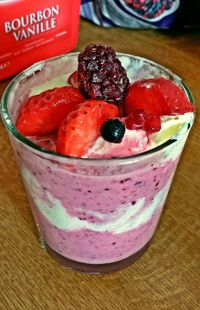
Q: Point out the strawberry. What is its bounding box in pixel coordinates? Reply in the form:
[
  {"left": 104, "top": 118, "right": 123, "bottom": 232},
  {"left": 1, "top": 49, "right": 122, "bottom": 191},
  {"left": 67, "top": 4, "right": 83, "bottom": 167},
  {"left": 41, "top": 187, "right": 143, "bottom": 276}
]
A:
[
  {"left": 125, "top": 77, "right": 194, "bottom": 116},
  {"left": 68, "top": 71, "right": 79, "bottom": 88},
  {"left": 154, "top": 77, "right": 194, "bottom": 115},
  {"left": 16, "top": 86, "right": 85, "bottom": 136},
  {"left": 56, "top": 100, "right": 119, "bottom": 157}
]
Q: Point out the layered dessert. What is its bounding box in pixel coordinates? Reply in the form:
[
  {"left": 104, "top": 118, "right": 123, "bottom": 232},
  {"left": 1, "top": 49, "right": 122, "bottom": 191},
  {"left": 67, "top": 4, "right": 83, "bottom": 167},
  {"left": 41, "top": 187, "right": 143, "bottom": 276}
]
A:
[
  {"left": 2, "top": 44, "right": 195, "bottom": 273},
  {"left": 16, "top": 44, "right": 194, "bottom": 159}
]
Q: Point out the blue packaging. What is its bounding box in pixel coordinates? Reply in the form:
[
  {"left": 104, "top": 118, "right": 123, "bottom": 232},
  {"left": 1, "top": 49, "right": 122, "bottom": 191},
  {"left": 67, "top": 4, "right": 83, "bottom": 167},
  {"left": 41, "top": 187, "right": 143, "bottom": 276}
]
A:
[{"left": 80, "top": 0, "right": 198, "bottom": 29}]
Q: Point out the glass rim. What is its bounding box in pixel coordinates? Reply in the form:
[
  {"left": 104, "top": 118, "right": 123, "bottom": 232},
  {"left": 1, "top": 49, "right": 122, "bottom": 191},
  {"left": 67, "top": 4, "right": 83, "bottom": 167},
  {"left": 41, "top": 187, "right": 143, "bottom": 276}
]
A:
[{"left": 0, "top": 52, "right": 195, "bottom": 164}]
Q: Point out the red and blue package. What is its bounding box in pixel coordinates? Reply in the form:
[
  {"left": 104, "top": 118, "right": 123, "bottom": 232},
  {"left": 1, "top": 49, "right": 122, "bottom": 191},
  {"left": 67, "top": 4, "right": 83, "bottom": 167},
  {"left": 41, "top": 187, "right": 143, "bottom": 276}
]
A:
[{"left": 80, "top": 0, "right": 200, "bottom": 29}]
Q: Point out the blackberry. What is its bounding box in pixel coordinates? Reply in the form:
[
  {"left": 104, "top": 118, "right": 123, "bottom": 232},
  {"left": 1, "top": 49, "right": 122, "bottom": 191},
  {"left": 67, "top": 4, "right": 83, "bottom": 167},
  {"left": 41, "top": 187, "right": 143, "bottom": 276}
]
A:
[
  {"left": 101, "top": 118, "right": 125, "bottom": 143},
  {"left": 78, "top": 44, "right": 129, "bottom": 105}
]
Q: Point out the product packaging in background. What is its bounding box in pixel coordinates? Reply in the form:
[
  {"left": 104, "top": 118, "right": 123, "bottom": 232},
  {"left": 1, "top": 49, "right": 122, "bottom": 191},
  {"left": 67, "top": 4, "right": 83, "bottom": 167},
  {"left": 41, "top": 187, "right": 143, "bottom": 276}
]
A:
[
  {"left": 81, "top": 0, "right": 200, "bottom": 29},
  {"left": 0, "top": 0, "right": 81, "bottom": 81}
]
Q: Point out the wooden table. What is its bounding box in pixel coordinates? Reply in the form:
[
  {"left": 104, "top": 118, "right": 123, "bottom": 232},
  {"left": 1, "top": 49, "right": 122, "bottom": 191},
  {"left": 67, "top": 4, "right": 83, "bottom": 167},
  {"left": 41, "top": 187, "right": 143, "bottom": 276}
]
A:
[{"left": 0, "top": 19, "right": 200, "bottom": 309}]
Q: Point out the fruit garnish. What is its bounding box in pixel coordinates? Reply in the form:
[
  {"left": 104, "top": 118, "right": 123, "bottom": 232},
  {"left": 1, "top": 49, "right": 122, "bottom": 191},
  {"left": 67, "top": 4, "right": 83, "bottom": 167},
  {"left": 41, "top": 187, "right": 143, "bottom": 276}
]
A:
[
  {"left": 78, "top": 44, "right": 129, "bottom": 105},
  {"left": 125, "top": 77, "right": 194, "bottom": 116},
  {"left": 68, "top": 71, "right": 78, "bottom": 88},
  {"left": 16, "top": 86, "right": 85, "bottom": 136},
  {"left": 56, "top": 100, "right": 119, "bottom": 157},
  {"left": 155, "top": 77, "right": 194, "bottom": 115},
  {"left": 125, "top": 110, "right": 161, "bottom": 134},
  {"left": 100, "top": 118, "right": 126, "bottom": 143}
]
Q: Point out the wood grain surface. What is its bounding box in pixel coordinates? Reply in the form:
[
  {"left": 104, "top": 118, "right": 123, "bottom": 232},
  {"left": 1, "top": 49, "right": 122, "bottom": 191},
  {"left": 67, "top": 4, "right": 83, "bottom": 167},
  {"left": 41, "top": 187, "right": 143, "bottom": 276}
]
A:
[{"left": 0, "top": 19, "right": 200, "bottom": 310}]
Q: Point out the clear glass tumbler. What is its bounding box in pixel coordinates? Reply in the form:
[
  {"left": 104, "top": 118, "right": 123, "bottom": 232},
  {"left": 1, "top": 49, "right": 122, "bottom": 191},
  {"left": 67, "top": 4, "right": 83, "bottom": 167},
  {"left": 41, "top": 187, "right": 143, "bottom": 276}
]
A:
[{"left": 1, "top": 53, "right": 195, "bottom": 273}]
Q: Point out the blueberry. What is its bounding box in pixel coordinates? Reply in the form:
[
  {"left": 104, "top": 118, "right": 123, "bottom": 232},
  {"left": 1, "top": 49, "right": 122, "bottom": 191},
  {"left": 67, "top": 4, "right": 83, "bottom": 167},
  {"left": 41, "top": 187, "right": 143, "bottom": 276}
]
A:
[{"left": 100, "top": 118, "right": 125, "bottom": 143}]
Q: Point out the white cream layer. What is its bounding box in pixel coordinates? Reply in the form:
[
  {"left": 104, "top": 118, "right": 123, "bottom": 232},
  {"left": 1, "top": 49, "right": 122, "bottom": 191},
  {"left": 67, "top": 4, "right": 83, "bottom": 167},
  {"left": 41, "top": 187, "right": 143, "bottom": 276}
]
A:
[
  {"left": 22, "top": 167, "right": 171, "bottom": 234},
  {"left": 86, "top": 129, "right": 148, "bottom": 158},
  {"left": 30, "top": 74, "right": 67, "bottom": 96},
  {"left": 150, "top": 113, "right": 194, "bottom": 147}
]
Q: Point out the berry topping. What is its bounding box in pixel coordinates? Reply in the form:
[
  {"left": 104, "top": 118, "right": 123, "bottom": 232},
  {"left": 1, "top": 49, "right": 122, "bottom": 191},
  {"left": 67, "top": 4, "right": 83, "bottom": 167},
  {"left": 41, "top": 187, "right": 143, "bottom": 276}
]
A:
[
  {"left": 68, "top": 71, "right": 78, "bottom": 88},
  {"left": 16, "top": 86, "right": 85, "bottom": 136},
  {"left": 125, "top": 79, "right": 170, "bottom": 116},
  {"left": 101, "top": 118, "right": 126, "bottom": 143},
  {"left": 78, "top": 44, "right": 129, "bottom": 105},
  {"left": 56, "top": 100, "right": 119, "bottom": 157},
  {"left": 125, "top": 110, "right": 161, "bottom": 133},
  {"left": 125, "top": 77, "right": 194, "bottom": 116},
  {"left": 155, "top": 77, "right": 194, "bottom": 115},
  {"left": 145, "top": 114, "right": 161, "bottom": 133}
]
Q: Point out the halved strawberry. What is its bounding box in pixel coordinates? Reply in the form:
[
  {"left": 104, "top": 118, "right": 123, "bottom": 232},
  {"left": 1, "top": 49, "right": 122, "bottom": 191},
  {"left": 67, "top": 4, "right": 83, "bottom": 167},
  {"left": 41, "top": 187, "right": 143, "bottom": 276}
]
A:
[
  {"left": 56, "top": 100, "right": 119, "bottom": 157},
  {"left": 154, "top": 77, "right": 194, "bottom": 115},
  {"left": 125, "top": 77, "right": 194, "bottom": 116},
  {"left": 68, "top": 71, "right": 79, "bottom": 88},
  {"left": 16, "top": 86, "right": 85, "bottom": 136}
]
